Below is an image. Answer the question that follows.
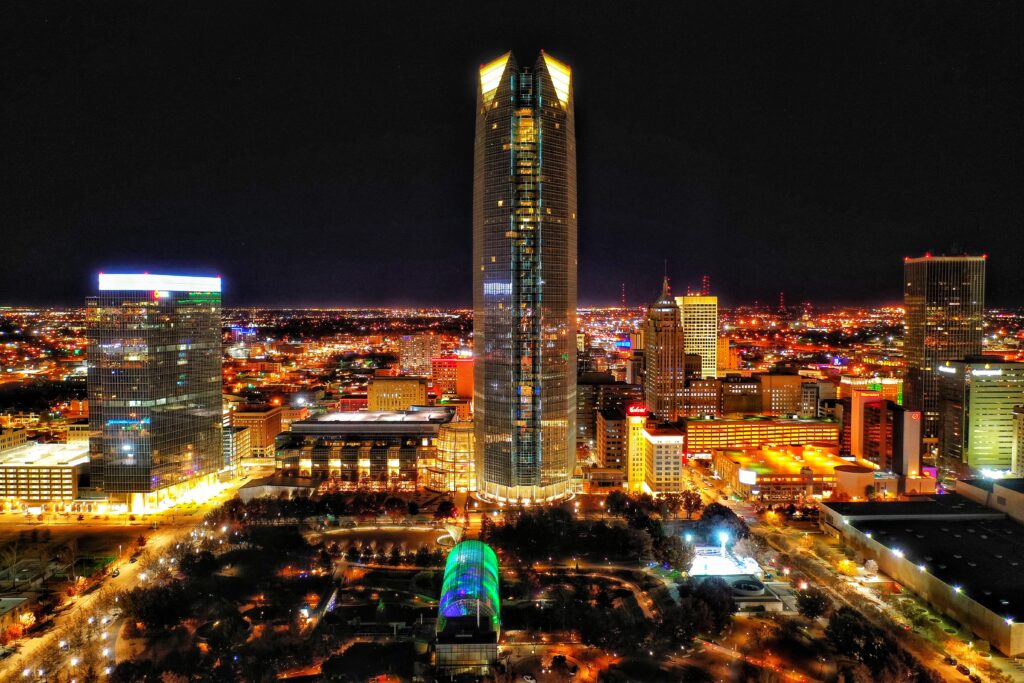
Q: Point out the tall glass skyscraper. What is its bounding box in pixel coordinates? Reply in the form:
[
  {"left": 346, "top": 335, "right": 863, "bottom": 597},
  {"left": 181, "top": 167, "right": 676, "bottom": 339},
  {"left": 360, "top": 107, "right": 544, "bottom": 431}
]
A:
[
  {"left": 903, "top": 255, "right": 986, "bottom": 441},
  {"left": 87, "top": 273, "right": 223, "bottom": 511},
  {"left": 473, "top": 52, "right": 577, "bottom": 502}
]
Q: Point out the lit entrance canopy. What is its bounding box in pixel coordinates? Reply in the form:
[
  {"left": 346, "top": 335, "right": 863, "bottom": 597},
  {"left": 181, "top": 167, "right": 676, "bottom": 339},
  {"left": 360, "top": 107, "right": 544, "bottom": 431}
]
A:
[
  {"left": 98, "top": 273, "right": 222, "bottom": 293},
  {"left": 438, "top": 540, "right": 500, "bottom": 632}
]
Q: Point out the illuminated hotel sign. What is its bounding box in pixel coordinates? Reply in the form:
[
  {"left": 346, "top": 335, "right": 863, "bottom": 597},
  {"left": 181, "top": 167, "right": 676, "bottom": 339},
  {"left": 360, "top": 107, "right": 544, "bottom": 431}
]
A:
[
  {"left": 937, "top": 366, "right": 957, "bottom": 374},
  {"left": 98, "top": 273, "right": 222, "bottom": 293},
  {"left": 738, "top": 469, "right": 758, "bottom": 486},
  {"left": 626, "top": 404, "right": 648, "bottom": 417}
]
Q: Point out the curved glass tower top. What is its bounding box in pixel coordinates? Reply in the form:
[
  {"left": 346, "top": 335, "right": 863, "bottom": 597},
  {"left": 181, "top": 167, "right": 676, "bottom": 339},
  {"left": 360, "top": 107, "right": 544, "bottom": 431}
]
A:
[{"left": 473, "top": 51, "right": 577, "bottom": 503}]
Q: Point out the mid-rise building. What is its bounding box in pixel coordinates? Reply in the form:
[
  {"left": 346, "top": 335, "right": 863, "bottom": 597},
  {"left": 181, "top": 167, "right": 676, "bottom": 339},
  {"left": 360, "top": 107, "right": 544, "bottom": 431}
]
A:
[
  {"left": 643, "top": 425, "right": 685, "bottom": 494},
  {"left": 721, "top": 375, "right": 762, "bottom": 414},
  {"left": 717, "top": 337, "right": 741, "bottom": 374},
  {"left": 0, "top": 442, "right": 89, "bottom": 509},
  {"left": 398, "top": 334, "right": 441, "bottom": 376},
  {"left": 222, "top": 425, "right": 252, "bottom": 472},
  {"left": 431, "top": 356, "right": 474, "bottom": 398},
  {"left": 576, "top": 371, "right": 643, "bottom": 453},
  {"left": 367, "top": 376, "right": 428, "bottom": 411},
  {"left": 0, "top": 428, "right": 28, "bottom": 453},
  {"left": 903, "top": 255, "right": 986, "bottom": 438},
  {"left": 87, "top": 273, "right": 223, "bottom": 511},
  {"left": 278, "top": 406, "right": 455, "bottom": 488},
  {"left": 231, "top": 405, "right": 284, "bottom": 459},
  {"left": 644, "top": 278, "right": 686, "bottom": 421},
  {"left": 472, "top": 52, "right": 576, "bottom": 503},
  {"left": 684, "top": 379, "right": 721, "bottom": 417},
  {"left": 759, "top": 373, "right": 803, "bottom": 416},
  {"left": 596, "top": 407, "right": 627, "bottom": 469},
  {"left": 800, "top": 380, "right": 836, "bottom": 418},
  {"left": 676, "top": 294, "right": 718, "bottom": 380},
  {"left": 938, "top": 358, "right": 1024, "bottom": 472}
]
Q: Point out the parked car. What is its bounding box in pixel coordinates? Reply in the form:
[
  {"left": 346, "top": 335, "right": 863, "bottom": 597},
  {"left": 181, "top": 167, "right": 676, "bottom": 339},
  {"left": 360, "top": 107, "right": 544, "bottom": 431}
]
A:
[
  {"left": 956, "top": 664, "right": 970, "bottom": 676},
  {"left": 111, "top": 569, "right": 120, "bottom": 578},
  {"left": 944, "top": 655, "right": 957, "bottom": 665}
]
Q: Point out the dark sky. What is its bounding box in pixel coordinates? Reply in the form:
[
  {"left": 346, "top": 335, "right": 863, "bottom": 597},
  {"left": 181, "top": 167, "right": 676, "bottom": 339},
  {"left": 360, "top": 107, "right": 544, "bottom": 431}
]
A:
[{"left": 3, "top": 1, "right": 1022, "bottom": 308}]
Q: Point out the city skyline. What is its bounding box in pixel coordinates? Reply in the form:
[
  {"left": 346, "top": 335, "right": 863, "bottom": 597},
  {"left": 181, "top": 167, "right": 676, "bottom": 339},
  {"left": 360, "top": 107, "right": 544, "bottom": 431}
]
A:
[{"left": 3, "top": 3, "right": 1023, "bottom": 308}]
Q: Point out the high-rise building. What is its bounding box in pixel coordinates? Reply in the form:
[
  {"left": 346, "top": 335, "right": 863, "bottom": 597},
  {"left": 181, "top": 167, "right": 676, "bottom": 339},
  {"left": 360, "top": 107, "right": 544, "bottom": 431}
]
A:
[
  {"left": 903, "top": 255, "right": 986, "bottom": 438},
  {"left": 676, "top": 295, "right": 718, "bottom": 379},
  {"left": 431, "top": 356, "right": 474, "bottom": 399},
  {"left": 473, "top": 51, "right": 577, "bottom": 502},
  {"left": 938, "top": 358, "right": 1024, "bottom": 472},
  {"left": 399, "top": 334, "right": 441, "bottom": 376},
  {"left": 644, "top": 278, "right": 686, "bottom": 421},
  {"left": 87, "top": 273, "right": 223, "bottom": 511},
  {"left": 626, "top": 405, "right": 649, "bottom": 493}
]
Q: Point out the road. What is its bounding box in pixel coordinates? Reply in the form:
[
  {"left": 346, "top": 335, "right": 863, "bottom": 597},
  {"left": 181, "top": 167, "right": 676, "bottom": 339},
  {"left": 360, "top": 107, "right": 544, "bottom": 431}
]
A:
[{"left": 0, "top": 477, "right": 251, "bottom": 681}]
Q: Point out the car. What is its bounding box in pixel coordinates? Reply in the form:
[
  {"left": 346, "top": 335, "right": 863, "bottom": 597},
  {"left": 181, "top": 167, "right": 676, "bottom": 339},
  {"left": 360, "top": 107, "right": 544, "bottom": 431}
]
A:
[
  {"left": 944, "top": 655, "right": 957, "bottom": 665},
  {"left": 77, "top": 514, "right": 84, "bottom": 521},
  {"left": 522, "top": 676, "right": 537, "bottom": 683},
  {"left": 956, "top": 664, "right": 970, "bottom": 676},
  {"left": 969, "top": 675, "right": 982, "bottom": 683},
  {"left": 111, "top": 569, "right": 120, "bottom": 578},
  {"left": 129, "top": 557, "right": 138, "bottom": 563}
]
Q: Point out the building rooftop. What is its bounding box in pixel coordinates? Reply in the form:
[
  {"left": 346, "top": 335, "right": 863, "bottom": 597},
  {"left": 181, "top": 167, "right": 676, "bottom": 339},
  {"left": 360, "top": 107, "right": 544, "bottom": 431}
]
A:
[
  {"left": 851, "top": 516, "right": 1024, "bottom": 619},
  {"left": 822, "top": 494, "right": 1001, "bottom": 520},
  {"left": 0, "top": 442, "right": 90, "bottom": 468},
  {"left": 715, "top": 444, "right": 871, "bottom": 477},
  {"left": 291, "top": 406, "right": 455, "bottom": 435},
  {"left": 684, "top": 415, "right": 838, "bottom": 426},
  {"left": 993, "top": 479, "right": 1024, "bottom": 494}
]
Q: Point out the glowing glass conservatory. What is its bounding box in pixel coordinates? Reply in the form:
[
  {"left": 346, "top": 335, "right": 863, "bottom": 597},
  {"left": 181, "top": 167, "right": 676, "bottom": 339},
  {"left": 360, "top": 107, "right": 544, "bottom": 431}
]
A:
[{"left": 436, "top": 540, "right": 500, "bottom": 674}]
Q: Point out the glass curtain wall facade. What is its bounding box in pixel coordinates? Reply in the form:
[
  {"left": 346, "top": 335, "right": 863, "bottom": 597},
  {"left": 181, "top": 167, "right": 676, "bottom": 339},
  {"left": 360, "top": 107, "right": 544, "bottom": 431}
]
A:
[
  {"left": 676, "top": 295, "right": 718, "bottom": 380},
  {"left": 903, "top": 256, "right": 985, "bottom": 440},
  {"left": 87, "top": 274, "right": 223, "bottom": 510},
  {"left": 473, "top": 52, "right": 577, "bottom": 502}
]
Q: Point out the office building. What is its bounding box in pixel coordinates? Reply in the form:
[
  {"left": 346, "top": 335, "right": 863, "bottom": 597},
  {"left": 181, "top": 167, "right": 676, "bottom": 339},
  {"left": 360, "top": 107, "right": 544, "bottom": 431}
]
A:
[
  {"left": 721, "top": 375, "right": 762, "bottom": 414},
  {"left": 431, "top": 355, "right": 474, "bottom": 398},
  {"left": 676, "top": 295, "right": 718, "bottom": 379},
  {"left": 685, "top": 379, "right": 721, "bottom": 418},
  {"left": 596, "top": 407, "right": 626, "bottom": 469},
  {"left": 222, "top": 425, "right": 252, "bottom": 472},
  {"left": 473, "top": 51, "right": 577, "bottom": 503},
  {"left": 626, "top": 405, "right": 649, "bottom": 493},
  {"left": 278, "top": 406, "right": 455, "bottom": 489},
  {"left": 938, "top": 358, "right": 1024, "bottom": 472},
  {"left": 644, "top": 278, "right": 686, "bottom": 421},
  {"left": 759, "top": 373, "right": 803, "bottom": 416},
  {"left": 903, "top": 255, "right": 986, "bottom": 437},
  {"left": 367, "top": 376, "right": 428, "bottom": 411},
  {"left": 398, "top": 334, "right": 441, "bottom": 376},
  {"left": 87, "top": 273, "right": 223, "bottom": 511},
  {"left": 231, "top": 405, "right": 284, "bottom": 459},
  {"left": 0, "top": 428, "right": 28, "bottom": 453},
  {"left": 643, "top": 425, "right": 685, "bottom": 494},
  {"left": 576, "top": 371, "right": 642, "bottom": 454},
  {"left": 800, "top": 380, "right": 836, "bottom": 418},
  {"left": 717, "top": 337, "right": 740, "bottom": 373},
  {"left": 436, "top": 541, "right": 501, "bottom": 675},
  {"left": 861, "top": 400, "right": 921, "bottom": 475}
]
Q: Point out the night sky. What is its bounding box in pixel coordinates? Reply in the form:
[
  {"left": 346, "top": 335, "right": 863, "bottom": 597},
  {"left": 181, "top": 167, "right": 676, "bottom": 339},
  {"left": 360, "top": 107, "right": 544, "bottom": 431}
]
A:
[{"left": 3, "top": 2, "right": 1022, "bottom": 308}]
